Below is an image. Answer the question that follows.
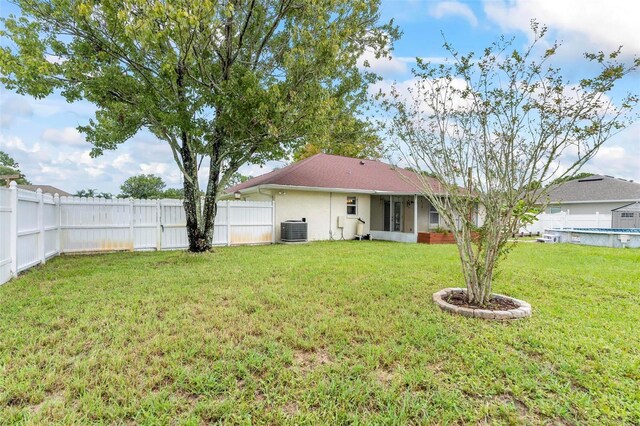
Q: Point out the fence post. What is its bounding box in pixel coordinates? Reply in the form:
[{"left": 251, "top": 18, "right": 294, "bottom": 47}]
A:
[
  {"left": 129, "top": 198, "right": 134, "bottom": 252},
  {"left": 9, "top": 181, "right": 18, "bottom": 278},
  {"left": 37, "top": 189, "right": 45, "bottom": 264},
  {"left": 156, "top": 199, "right": 162, "bottom": 251},
  {"left": 54, "top": 193, "right": 61, "bottom": 254},
  {"left": 226, "top": 200, "right": 231, "bottom": 246}
]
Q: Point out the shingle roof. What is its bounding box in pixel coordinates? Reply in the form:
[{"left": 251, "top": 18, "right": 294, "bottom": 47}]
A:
[
  {"left": 226, "top": 154, "right": 444, "bottom": 194},
  {"left": 17, "top": 184, "right": 72, "bottom": 196},
  {"left": 546, "top": 175, "right": 640, "bottom": 203}
]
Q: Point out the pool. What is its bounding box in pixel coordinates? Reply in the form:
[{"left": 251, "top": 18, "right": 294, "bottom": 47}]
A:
[{"left": 546, "top": 228, "right": 640, "bottom": 248}]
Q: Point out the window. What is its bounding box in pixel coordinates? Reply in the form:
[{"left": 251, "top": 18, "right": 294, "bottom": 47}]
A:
[
  {"left": 547, "top": 206, "right": 562, "bottom": 214},
  {"left": 346, "top": 196, "right": 357, "bottom": 215},
  {"left": 429, "top": 204, "right": 439, "bottom": 226},
  {"left": 621, "top": 212, "right": 634, "bottom": 218}
]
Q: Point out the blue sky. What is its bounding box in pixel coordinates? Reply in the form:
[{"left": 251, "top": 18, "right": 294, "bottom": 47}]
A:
[{"left": 1, "top": 0, "right": 639, "bottom": 194}]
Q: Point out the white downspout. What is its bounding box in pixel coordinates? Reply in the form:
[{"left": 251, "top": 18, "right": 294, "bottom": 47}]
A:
[{"left": 414, "top": 194, "right": 418, "bottom": 242}]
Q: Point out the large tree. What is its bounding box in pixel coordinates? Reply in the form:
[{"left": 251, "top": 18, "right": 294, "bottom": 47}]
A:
[
  {"left": 383, "top": 23, "right": 638, "bottom": 306},
  {"left": 293, "top": 115, "right": 384, "bottom": 160},
  {"left": 1, "top": 0, "right": 395, "bottom": 251},
  {"left": 119, "top": 174, "right": 166, "bottom": 199}
]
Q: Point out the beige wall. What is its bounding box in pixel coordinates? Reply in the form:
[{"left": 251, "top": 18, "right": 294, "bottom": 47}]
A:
[{"left": 242, "top": 189, "right": 370, "bottom": 241}]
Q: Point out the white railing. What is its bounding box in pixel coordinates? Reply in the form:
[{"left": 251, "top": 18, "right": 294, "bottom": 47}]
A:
[
  {"left": 0, "top": 182, "right": 274, "bottom": 285},
  {"left": 520, "top": 211, "right": 612, "bottom": 234}
]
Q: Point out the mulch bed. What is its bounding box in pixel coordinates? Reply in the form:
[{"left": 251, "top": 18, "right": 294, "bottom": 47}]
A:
[{"left": 445, "top": 292, "right": 520, "bottom": 311}]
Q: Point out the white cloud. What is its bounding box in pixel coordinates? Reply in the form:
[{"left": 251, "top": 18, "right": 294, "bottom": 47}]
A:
[
  {"left": 41, "top": 127, "right": 86, "bottom": 146},
  {"left": 358, "top": 50, "right": 414, "bottom": 78},
  {"left": 139, "top": 162, "right": 169, "bottom": 175},
  {"left": 483, "top": 0, "right": 640, "bottom": 57},
  {"left": 0, "top": 96, "right": 33, "bottom": 128},
  {"left": 430, "top": 1, "right": 478, "bottom": 27},
  {"left": 112, "top": 153, "right": 134, "bottom": 169},
  {"left": 0, "top": 134, "right": 40, "bottom": 153}
]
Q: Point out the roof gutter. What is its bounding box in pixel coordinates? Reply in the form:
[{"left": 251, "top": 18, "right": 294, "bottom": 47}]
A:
[
  {"left": 230, "top": 184, "right": 436, "bottom": 196},
  {"left": 546, "top": 199, "right": 640, "bottom": 205}
]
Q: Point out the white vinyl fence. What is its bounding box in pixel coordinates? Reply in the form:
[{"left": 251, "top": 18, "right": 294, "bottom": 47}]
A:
[
  {"left": 520, "top": 211, "right": 612, "bottom": 234},
  {"left": 0, "top": 182, "right": 274, "bottom": 285}
]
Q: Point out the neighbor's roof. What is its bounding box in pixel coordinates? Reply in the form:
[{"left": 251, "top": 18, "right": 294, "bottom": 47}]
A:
[
  {"left": 546, "top": 175, "right": 640, "bottom": 203},
  {"left": 226, "top": 154, "right": 444, "bottom": 194},
  {"left": 17, "top": 184, "right": 72, "bottom": 196}
]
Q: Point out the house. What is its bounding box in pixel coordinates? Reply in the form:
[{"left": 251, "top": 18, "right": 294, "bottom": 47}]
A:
[
  {"left": 544, "top": 175, "right": 640, "bottom": 215},
  {"left": 224, "top": 154, "right": 476, "bottom": 243},
  {"left": 16, "top": 184, "right": 72, "bottom": 196}
]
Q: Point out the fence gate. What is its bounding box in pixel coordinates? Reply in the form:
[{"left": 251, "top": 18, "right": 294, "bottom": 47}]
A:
[{"left": 159, "top": 200, "right": 188, "bottom": 250}]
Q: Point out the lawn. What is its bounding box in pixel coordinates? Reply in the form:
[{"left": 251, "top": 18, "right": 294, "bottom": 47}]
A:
[{"left": 0, "top": 242, "right": 638, "bottom": 425}]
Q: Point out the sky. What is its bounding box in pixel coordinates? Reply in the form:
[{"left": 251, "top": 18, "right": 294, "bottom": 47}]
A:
[{"left": 1, "top": 0, "right": 639, "bottom": 195}]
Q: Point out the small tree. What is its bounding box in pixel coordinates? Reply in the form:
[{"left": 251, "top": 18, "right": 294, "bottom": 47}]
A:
[
  {"left": 120, "top": 174, "right": 166, "bottom": 199},
  {"left": 383, "top": 23, "right": 638, "bottom": 306},
  {"left": 1, "top": 0, "right": 395, "bottom": 252}
]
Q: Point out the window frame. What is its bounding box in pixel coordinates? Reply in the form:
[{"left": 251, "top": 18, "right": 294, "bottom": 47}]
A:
[
  {"left": 429, "top": 203, "right": 440, "bottom": 227},
  {"left": 547, "top": 206, "right": 562, "bottom": 214},
  {"left": 346, "top": 196, "right": 357, "bottom": 216}
]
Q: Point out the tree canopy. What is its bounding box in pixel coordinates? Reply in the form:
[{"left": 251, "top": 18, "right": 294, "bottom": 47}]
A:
[
  {"left": 119, "top": 174, "right": 166, "bottom": 199},
  {"left": 1, "top": 0, "right": 396, "bottom": 251},
  {"left": 0, "top": 150, "right": 30, "bottom": 184},
  {"left": 75, "top": 188, "right": 114, "bottom": 198},
  {"left": 293, "top": 117, "right": 384, "bottom": 161},
  {"left": 383, "top": 23, "right": 638, "bottom": 306}
]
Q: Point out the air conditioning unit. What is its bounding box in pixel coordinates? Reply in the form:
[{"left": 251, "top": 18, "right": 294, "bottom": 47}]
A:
[{"left": 281, "top": 220, "right": 308, "bottom": 242}]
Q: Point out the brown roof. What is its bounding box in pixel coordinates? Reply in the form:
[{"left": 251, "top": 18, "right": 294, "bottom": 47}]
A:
[
  {"left": 17, "top": 184, "right": 72, "bottom": 196},
  {"left": 226, "top": 154, "right": 443, "bottom": 194}
]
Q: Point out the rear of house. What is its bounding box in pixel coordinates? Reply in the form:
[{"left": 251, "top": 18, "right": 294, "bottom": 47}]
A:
[{"left": 224, "top": 154, "right": 478, "bottom": 243}]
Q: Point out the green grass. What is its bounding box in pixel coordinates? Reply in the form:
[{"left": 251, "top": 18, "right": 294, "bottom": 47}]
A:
[{"left": 0, "top": 242, "right": 638, "bottom": 425}]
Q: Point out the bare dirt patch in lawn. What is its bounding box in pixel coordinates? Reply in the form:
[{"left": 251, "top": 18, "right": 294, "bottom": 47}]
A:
[{"left": 293, "top": 348, "right": 332, "bottom": 372}]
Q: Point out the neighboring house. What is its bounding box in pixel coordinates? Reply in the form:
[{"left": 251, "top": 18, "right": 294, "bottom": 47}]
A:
[
  {"left": 224, "top": 154, "right": 476, "bottom": 243},
  {"left": 16, "top": 184, "right": 72, "bottom": 197},
  {"left": 544, "top": 175, "right": 640, "bottom": 215}
]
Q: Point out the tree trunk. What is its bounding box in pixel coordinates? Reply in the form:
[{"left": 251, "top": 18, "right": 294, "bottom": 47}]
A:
[
  {"left": 456, "top": 229, "right": 494, "bottom": 306},
  {"left": 181, "top": 132, "right": 212, "bottom": 252}
]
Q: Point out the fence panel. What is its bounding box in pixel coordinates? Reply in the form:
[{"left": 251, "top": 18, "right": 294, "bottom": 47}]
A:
[
  {"left": 228, "top": 201, "right": 273, "bottom": 245},
  {"left": 133, "top": 199, "right": 159, "bottom": 250},
  {"left": 520, "top": 212, "right": 612, "bottom": 234},
  {"left": 60, "top": 197, "right": 133, "bottom": 253},
  {"left": 16, "top": 189, "right": 41, "bottom": 272},
  {"left": 0, "top": 188, "right": 12, "bottom": 285},
  {"left": 160, "top": 200, "right": 188, "bottom": 249},
  {"left": 43, "top": 193, "right": 59, "bottom": 258},
  {"left": 0, "top": 186, "right": 274, "bottom": 285}
]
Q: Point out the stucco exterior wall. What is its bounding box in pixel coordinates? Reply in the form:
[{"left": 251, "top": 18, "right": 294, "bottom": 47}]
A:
[{"left": 242, "top": 190, "right": 371, "bottom": 241}]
